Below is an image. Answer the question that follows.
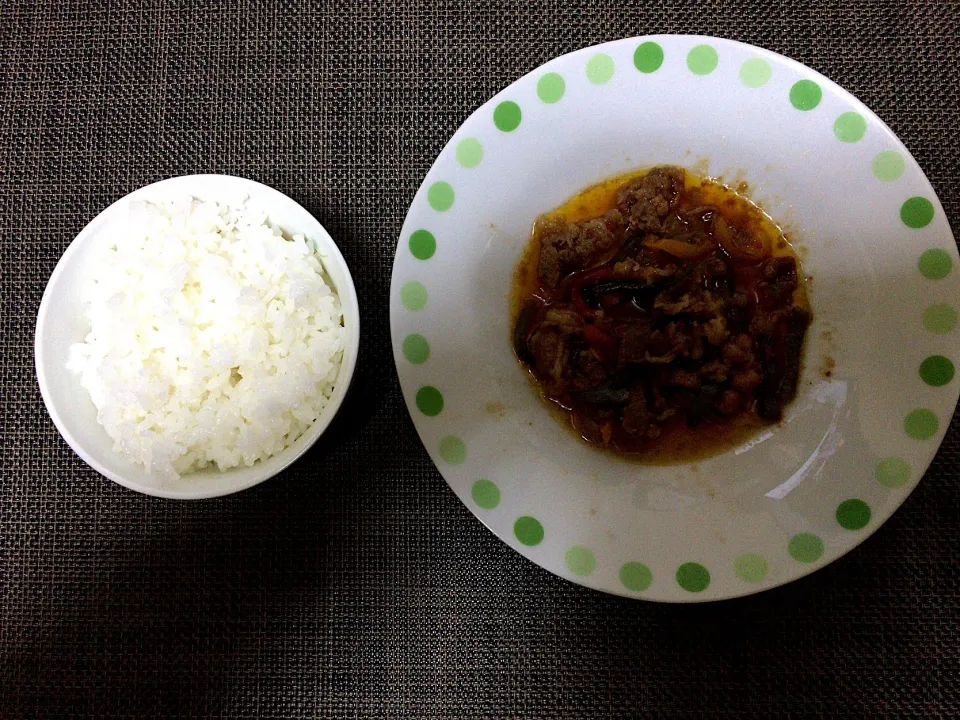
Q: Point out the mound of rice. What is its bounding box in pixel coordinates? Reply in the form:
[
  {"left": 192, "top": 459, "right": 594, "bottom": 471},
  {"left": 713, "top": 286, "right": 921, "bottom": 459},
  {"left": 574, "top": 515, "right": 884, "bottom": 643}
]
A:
[{"left": 67, "top": 197, "right": 344, "bottom": 480}]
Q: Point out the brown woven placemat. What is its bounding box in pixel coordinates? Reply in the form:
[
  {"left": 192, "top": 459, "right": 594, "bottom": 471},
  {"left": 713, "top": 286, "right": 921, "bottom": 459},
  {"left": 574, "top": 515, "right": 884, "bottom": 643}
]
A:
[{"left": 1, "top": 1, "right": 958, "bottom": 717}]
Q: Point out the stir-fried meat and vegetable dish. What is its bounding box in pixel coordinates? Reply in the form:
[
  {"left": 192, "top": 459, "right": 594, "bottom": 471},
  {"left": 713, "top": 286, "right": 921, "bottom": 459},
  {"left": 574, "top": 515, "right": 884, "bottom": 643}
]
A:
[{"left": 512, "top": 166, "right": 811, "bottom": 459}]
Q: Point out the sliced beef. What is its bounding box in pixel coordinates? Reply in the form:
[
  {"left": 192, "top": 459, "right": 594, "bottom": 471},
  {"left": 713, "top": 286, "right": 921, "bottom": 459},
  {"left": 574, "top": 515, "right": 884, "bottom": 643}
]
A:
[
  {"left": 687, "top": 383, "right": 720, "bottom": 426},
  {"left": 665, "top": 321, "right": 702, "bottom": 359},
  {"left": 654, "top": 288, "right": 724, "bottom": 317},
  {"left": 749, "top": 309, "right": 779, "bottom": 336},
  {"left": 577, "top": 416, "right": 609, "bottom": 444},
  {"left": 571, "top": 348, "right": 608, "bottom": 392},
  {"left": 700, "top": 255, "right": 729, "bottom": 280},
  {"left": 528, "top": 328, "right": 567, "bottom": 386},
  {"left": 714, "top": 389, "right": 743, "bottom": 415},
  {"left": 731, "top": 366, "right": 763, "bottom": 393},
  {"left": 652, "top": 256, "right": 728, "bottom": 317},
  {"left": 536, "top": 210, "right": 624, "bottom": 287},
  {"left": 543, "top": 307, "right": 583, "bottom": 333},
  {"left": 612, "top": 257, "right": 677, "bottom": 282},
  {"left": 616, "top": 166, "right": 685, "bottom": 232},
  {"left": 641, "top": 328, "right": 676, "bottom": 362},
  {"left": 757, "top": 306, "right": 811, "bottom": 420},
  {"left": 659, "top": 205, "right": 719, "bottom": 254},
  {"left": 702, "top": 317, "right": 729, "bottom": 346},
  {"left": 643, "top": 424, "right": 663, "bottom": 441},
  {"left": 621, "top": 390, "right": 651, "bottom": 435},
  {"left": 757, "top": 256, "right": 798, "bottom": 308},
  {"left": 722, "top": 334, "right": 754, "bottom": 365},
  {"left": 617, "top": 322, "right": 652, "bottom": 363},
  {"left": 700, "top": 254, "right": 734, "bottom": 295},
  {"left": 725, "top": 292, "right": 751, "bottom": 333},
  {"left": 665, "top": 368, "right": 700, "bottom": 389}
]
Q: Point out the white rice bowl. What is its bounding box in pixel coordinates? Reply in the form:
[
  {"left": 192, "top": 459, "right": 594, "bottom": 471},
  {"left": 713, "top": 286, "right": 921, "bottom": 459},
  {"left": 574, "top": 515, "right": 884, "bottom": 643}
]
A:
[{"left": 67, "top": 197, "right": 344, "bottom": 480}]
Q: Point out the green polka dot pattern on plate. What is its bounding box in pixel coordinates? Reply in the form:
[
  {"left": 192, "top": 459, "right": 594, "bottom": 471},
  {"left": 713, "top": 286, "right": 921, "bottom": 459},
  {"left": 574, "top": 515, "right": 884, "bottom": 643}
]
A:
[
  {"left": 739, "top": 57, "right": 771, "bottom": 87},
  {"left": 905, "top": 408, "right": 939, "bottom": 440},
  {"left": 493, "top": 101, "right": 522, "bottom": 132},
  {"left": 919, "top": 355, "right": 955, "bottom": 386},
  {"left": 918, "top": 249, "right": 952, "bottom": 279},
  {"left": 439, "top": 435, "right": 466, "bottom": 464},
  {"left": 876, "top": 457, "right": 910, "bottom": 488},
  {"left": 513, "top": 516, "right": 544, "bottom": 546},
  {"left": 619, "top": 562, "right": 653, "bottom": 592},
  {"left": 565, "top": 546, "right": 596, "bottom": 576},
  {"left": 833, "top": 112, "right": 866, "bottom": 142},
  {"left": 686, "top": 44, "right": 718, "bottom": 75},
  {"left": 901, "top": 197, "right": 934, "bottom": 229},
  {"left": 455, "top": 137, "right": 483, "bottom": 168},
  {"left": 872, "top": 150, "right": 905, "bottom": 181},
  {"left": 585, "top": 53, "right": 614, "bottom": 84},
  {"left": 470, "top": 479, "right": 500, "bottom": 509},
  {"left": 633, "top": 41, "right": 664, "bottom": 73},
  {"left": 402, "top": 334, "right": 430, "bottom": 364},
  {"left": 415, "top": 386, "right": 443, "bottom": 416},
  {"left": 537, "top": 72, "right": 565, "bottom": 103},
  {"left": 427, "top": 181, "right": 454, "bottom": 212},
  {"left": 676, "top": 562, "right": 710, "bottom": 592},
  {"left": 788, "top": 533, "right": 823, "bottom": 563},
  {"left": 924, "top": 303, "right": 958, "bottom": 334},
  {"left": 399, "top": 281, "right": 427, "bottom": 311},
  {"left": 789, "top": 79, "right": 822, "bottom": 111},
  {"left": 408, "top": 229, "right": 436, "bottom": 260},
  {"left": 734, "top": 554, "right": 768, "bottom": 582},
  {"left": 836, "top": 499, "right": 871, "bottom": 530}
]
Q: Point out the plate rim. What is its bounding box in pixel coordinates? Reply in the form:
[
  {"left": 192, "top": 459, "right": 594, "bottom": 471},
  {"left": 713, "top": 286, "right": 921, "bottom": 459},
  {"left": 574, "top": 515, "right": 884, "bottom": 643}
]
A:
[{"left": 390, "top": 34, "right": 959, "bottom": 601}]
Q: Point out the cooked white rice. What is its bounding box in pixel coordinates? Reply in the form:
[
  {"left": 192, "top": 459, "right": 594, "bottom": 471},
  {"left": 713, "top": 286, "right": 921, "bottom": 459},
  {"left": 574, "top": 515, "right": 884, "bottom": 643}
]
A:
[{"left": 67, "top": 196, "right": 344, "bottom": 480}]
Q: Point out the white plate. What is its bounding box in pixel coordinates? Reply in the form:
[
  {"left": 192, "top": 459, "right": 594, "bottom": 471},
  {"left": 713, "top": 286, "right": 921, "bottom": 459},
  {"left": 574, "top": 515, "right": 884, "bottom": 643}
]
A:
[
  {"left": 36, "top": 175, "right": 360, "bottom": 499},
  {"left": 391, "top": 36, "right": 959, "bottom": 601}
]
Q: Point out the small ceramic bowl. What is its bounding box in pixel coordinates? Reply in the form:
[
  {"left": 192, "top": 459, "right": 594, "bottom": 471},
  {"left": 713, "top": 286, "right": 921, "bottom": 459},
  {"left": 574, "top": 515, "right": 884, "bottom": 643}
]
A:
[{"left": 35, "top": 175, "right": 360, "bottom": 499}]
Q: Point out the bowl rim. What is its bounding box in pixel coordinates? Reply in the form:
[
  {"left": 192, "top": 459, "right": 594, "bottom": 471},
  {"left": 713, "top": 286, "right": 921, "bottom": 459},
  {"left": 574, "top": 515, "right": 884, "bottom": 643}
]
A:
[{"left": 34, "top": 173, "right": 361, "bottom": 499}]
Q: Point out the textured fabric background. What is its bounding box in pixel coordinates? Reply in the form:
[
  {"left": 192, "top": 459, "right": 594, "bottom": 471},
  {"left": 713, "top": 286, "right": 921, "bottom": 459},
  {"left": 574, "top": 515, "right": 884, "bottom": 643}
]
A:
[{"left": 1, "top": 1, "right": 958, "bottom": 717}]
